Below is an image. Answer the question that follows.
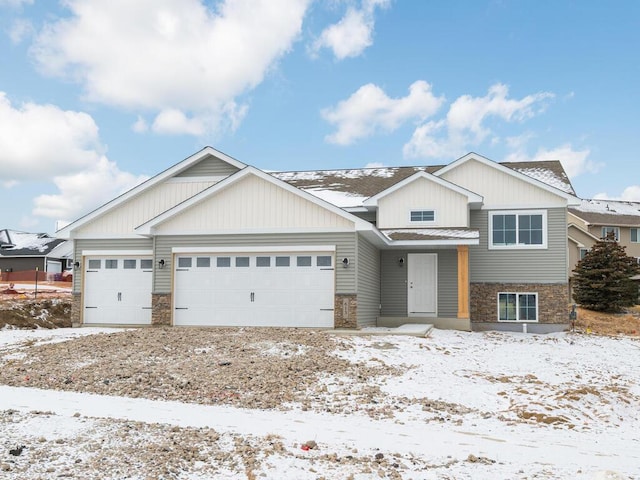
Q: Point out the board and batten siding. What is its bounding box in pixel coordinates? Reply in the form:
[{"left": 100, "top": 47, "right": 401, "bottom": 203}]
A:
[
  {"left": 154, "top": 174, "right": 355, "bottom": 233},
  {"left": 176, "top": 155, "right": 240, "bottom": 177},
  {"left": 440, "top": 158, "right": 567, "bottom": 208},
  {"left": 469, "top": 208, "right": 568, "bottom": 283},
  {"left": 355, "top": 235, "right": 380, "bottom": 327},
  {"left": 380, "top": 249, "right": 457, "bottom": 318},
  {"left": 75, "top": 180, "right": 217, "bottom": 236},
  {"left": 73, "top": 238, "right": 153, "bottom": 292},
  {"left": 153, "top": 232, "right": 357, "bottom": 294},
  {"left": 377, "top": 177, "right": 469, "bottom": 229}
]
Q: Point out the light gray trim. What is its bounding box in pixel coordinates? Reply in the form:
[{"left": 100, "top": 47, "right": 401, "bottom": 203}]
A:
[
  {"left": 355, "top": 235, "right": 381, "bottom": 327},
  {"left": 153, "top": 232, "right": 356, "bottom": 294},
  {"left": 380, "top": 249, "right": 457, "bottom": 318},
  {"left": 470, "top": 208, "right": 569, "bottom": 283}
]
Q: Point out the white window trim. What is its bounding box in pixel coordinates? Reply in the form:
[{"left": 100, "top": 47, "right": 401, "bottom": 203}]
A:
[
  {"left": 489, "top": 210, "right": 548, "bottom": 250},
  {"left": 497, "top": 292, "right": 539, "bottom": 323},
  {"left": 601, "top": 226, "right": 620, "bottom": 241},
  {"left": 579, "top": 247, "right": 589, "bottom": 260},
  {"left": 630, "top": 228, "right": 639, "bottom": 243},
  {"left": 409, "top": 209, "right": 436, "bottom": 224}
]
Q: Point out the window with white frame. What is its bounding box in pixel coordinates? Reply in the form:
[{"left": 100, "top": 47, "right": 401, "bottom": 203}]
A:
[
  {"left": 410, "top": 210, "right": 435, "bottom": 222},
  {"left": 489, "top": 210, "right": 547, "bottom": 249},
  {"left": 601, "top": 226, "right": 620, "bottom": 241},
  {"left": 498, "top": 292, "right": 538, "bottom": 322},
  {"left": 579, "top": 248, "right": 589, "bottom": 260},
  {"left": 631, "top": 228, "right": 639, "bottom": 243}
]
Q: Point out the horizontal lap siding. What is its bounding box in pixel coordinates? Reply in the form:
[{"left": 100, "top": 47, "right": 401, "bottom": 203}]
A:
[
  {"left": 470, "top": 208, "right": 568, "bottom": 283},
  {"left": 73, "top": 238, "right": 154, "bottom": 293},
  {"left": 356, "top": 236, "right": 380, "bottom": 327},
  {"left": 154, "top": 233, "right": 356, "bottom": 294},
  {"left": 380, "top": 249, "right": 457, "bottom": 317},
  {"left": 176, "top": 156, "right": 240, "bottom": 177}
]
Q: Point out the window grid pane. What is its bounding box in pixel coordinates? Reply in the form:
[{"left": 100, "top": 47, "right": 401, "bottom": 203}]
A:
[
  {"left": 493, "top": 214, "right": 517, "bottom": 246},
  {"left": 123, "top": 259, "right": 136, "bottom": 269},
  {"left": 632, "top": 228, "right": 638, "bottom": 243},
  {"left": 297, "top": 256, "right": 312, "bottom": 267},
  {"left": 88, "top": 259, "right": 101, "bottom": 269},
  {"left": 197, "top": 257, "right": 211, "bottom": 268},
  {"left": 140, "top": 259, "right": 153, "bottom": 269},
  {"left": 105, "top": 259, "right": 118, "bottom": 269},
  {"left": 275, "top": 256, "right": 290, "bottom": 267},
  {"left": 317, "top": 256, "right": 332, "bottom": 267},
  {"left": 178, "top": 257, "right": 192, "bottom": 268},
  {"left": 256, "top": 256, "right": 270, "bottom": 267},
  {"left": 410, "top": 210, "right": 435, "bottom": 222},
  {"left": 235, "top": 256, "right": 250, "bottom": 267},
  {"left": 216, "top": 257, "right": 231, "bottom": 267}
]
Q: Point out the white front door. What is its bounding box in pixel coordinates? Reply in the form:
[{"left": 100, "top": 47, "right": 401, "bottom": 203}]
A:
[{"left": 407, "top": 253, "right": 437, "bottom": 317}]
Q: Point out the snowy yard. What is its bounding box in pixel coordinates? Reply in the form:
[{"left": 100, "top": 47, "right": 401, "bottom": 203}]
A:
[{"left": 0, "top": 326, "right": 638, "bottom": 479}]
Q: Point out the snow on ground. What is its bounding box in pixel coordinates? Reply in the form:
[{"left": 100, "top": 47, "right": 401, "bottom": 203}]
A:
[{"left": 1, "top": 328, "right": 639, "bottom": 479}]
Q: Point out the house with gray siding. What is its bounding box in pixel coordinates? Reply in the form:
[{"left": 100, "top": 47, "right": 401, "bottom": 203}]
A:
[{"left": 57, "top": 147, "right": 579, "bottom": 332}]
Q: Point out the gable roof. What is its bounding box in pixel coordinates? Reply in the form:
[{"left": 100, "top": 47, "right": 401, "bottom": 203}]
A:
[
  {"left": 0, "top": 229, "right": 66, "bottom": 257},
  {"left": 273, "top": 155, "right": 576, "bottom": 209},
  {"left": 362, "top": 171, "right": 483, "bottom": 208},
  {"left": 56, "top": 146, "right": 246, "bottom": 238},
  {"left": 569, "top": 199, "right": 640, "bottom": 227},
  {"left": 434, "top": 152, "right": 579, "bottom": 203},
  {"left": 135, "top": 166, "right": 374, "bottom": 235}
]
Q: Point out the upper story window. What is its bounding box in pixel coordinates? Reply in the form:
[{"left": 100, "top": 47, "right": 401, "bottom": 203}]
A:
[
  {"left": 579, "top": 248, "right": 589, "bottom": 260},
  {"left": 489, "top": 210, "right": 547, "bottom": 249},
  {"left": 631, "top": 228, "right": 639, "bottom": 243},
  {"left": 601, "top": 226, "right": 620, "bottom": 241},
  {"left": 410, "top": 210, "right": 435, "bottom": 222}
]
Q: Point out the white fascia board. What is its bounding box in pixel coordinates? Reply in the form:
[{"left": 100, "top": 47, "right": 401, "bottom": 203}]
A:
[
  {"left": 434, "top": 152, "right": 580, "bottom": 204},
  {"left": 481, "top": 203, "right": 571, "bottom": 210},
  {"left": 135, "top": 166, "right": 372, "bottom": 235},
  {"left": 172, "top": 245, "right": 336, "bottom": 254},
  {"left": 362, "top": 171, "right": 483, "bottom": 207},
  {"left": 568, "top": 224, "right": 600, "bottom": 242},
  {"left": 568, "top": 236, "right": 585, "bottom": 247},
  {"left": 81, "top": 250, "right": 153, "bottom": 256},
  {"left": 69, "top": 233, "right": 147, "bottom": 240},
  {"left": 56, "top": 146, "right": 246, "bottom": 238}
]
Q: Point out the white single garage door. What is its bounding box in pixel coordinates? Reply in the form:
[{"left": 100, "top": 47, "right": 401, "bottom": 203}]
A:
[
  {"left": 173, "top": 251, "right": 335, "bottom": 327},
  {"left": 83, "top": 256, "right": 153, "bottom": 325}
]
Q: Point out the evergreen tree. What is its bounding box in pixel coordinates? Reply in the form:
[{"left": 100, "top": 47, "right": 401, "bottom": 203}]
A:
[{"left": 573, "top": 232, "right": 640, "bottom": 312}]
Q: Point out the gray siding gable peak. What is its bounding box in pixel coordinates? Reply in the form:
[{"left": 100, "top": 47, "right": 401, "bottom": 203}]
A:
[
  {"left": 434, "top": 152, "right": 580, "bottom": 206},
  {"left": 56, "top": 146, "right": 246, "bottom": 240}
]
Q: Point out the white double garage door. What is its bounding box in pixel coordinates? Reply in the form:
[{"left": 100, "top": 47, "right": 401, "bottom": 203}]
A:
[{"left": 83, "top": 248, "right": 335, "bottom": 327}]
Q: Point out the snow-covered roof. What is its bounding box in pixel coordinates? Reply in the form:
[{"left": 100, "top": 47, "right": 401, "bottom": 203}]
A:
[
  {"left": 272, "top": 160, "right": 574, "bottom": 209},
  {"left": 569, "top": 199, "right": 640, "bottom": 226},
  {"left": 0, "top": 229, "right": 66, "bottom": 257},
  {"left": 380, "top": 228, "right": 480, "bottom": 242}
]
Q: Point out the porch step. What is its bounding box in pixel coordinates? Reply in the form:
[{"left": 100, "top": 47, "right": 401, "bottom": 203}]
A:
[
  {"left": 377, "top": 316, "right": 471, "bottom": 332},
  {"left": 331, "top": 323, "right": 433, "bottom": 338}
]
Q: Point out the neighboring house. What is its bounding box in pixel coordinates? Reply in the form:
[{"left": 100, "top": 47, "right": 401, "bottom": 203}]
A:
[
  {"left": 56, "top": 147, "right": 580, "bottom": 332},
  {"left": 568, "top": 199, "right": 640, "bottom": 296},
  {"left": 0, "top": 229, "right": 69, "bottom": 278}
]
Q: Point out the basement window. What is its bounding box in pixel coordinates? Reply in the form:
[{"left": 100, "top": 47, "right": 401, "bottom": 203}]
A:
[{"left": 498, "top": 293, "right": 538, "bottom": 322}]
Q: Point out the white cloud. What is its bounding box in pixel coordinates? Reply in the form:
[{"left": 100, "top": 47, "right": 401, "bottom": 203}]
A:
[
  {"left": 504, "top": 144, "right": 600, "bottom": 178},
  {"left": 32, "top": 156, "right": 148, "bottom": 221},
  {"left": 312, "top": 0, "right": 390, "bottom": 60},
  {"left": 0, "top": 92, "right": 104, "bottom": 182},
  {"left": 322, "top": 80, "right": 444, "bottom": 145},
  {"left": 403, "top": 83, "right": 554, "bottom": 159},
  {"left": 151, "top": 109, "right": 206, "bottom": 136},
  {"left": 131, "top": 115, "right": 148, "bottom": 133},
  {"left": 8, "top": 18, "right": 35, "bottom": 44},
  {"left": 594, "top": 186, "right": 640, "bottom": 202},
  {"left": 364, "top": 161, "right": 385, "bottom": 168},
  {"left": 0, "top": 91, "right": 147, "bottom": 223},
  {"left": 30, "top": 0, "right": 310, "bottom": 137},
  {"left": 19, "top": 215, "right": 39, "bottom": 229}
]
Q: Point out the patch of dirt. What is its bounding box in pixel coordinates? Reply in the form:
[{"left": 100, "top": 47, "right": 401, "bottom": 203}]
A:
[
  {"left": 0, "top": 298, "right": 72, "bottom": 329},
  {"left": 0, "top": 328, "right": 402, "bottom": 417},
  {"left": 574, "top": 306, "right": 640, "bottom": 337}
]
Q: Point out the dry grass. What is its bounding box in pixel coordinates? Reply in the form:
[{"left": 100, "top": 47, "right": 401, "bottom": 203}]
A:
[{"left": 574, "top": 305, "right": 640, "bottom": 337}]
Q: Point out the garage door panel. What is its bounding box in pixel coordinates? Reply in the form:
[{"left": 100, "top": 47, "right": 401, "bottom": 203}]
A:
[
  {"left": 173, "top": 252, "right": 335, "bottom": 327},
  {"left": 83, "top": 256, "right": 152, "bottom": 325}
]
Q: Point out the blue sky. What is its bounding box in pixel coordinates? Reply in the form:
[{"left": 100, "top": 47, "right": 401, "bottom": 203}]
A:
[{"left": 0, "top": 0, "right": 638, "bottom": 232}]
